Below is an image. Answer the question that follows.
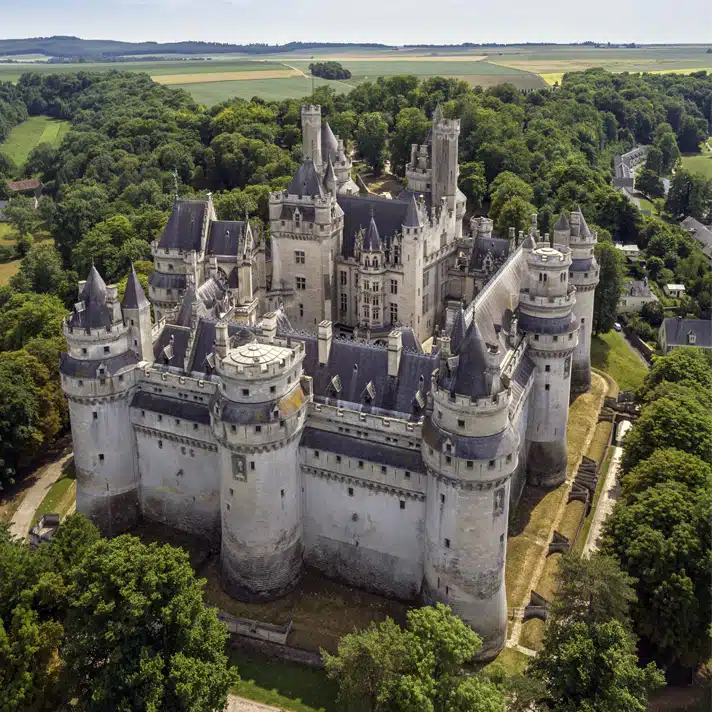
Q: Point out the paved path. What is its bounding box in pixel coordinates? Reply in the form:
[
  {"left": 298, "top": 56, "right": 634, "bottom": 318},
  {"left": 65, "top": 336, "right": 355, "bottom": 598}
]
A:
[
  {"left": 226, "top": 696, "right": 279, "bottom": 712},
  {"left": 9, "top": 451, "right": 73, "bottom": 539},
  {"left": 584, "top": 445, "right": 622, "bottom": 554}
]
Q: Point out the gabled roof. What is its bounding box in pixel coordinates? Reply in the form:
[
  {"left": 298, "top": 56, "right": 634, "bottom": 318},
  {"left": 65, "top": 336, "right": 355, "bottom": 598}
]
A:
[
  {"left": 68, "top": 265, "right": 113, "bottom": 329},
  {"left": 158, "top": 200, "right": 206, "bottom": 251},
  {"left": 7, "top": 179, "right": 41, "bottom": 192},
  {"left": 402, "top": 195, "right": 422, "bottom": 228},
  {"left": 362, "top": 217, "right": 381, "bottom": 252},
  {"left": 287, "top": 159, "right": 324, "bottom": 198},
  {"left": 121, "top": 264, "right": 149, "bottom": 310},
  {"left": 207, "top": 220, "right": 245, "bottom": 256},
  {"left": 662, "top": 318, "right": 712, "bottom": 348}
]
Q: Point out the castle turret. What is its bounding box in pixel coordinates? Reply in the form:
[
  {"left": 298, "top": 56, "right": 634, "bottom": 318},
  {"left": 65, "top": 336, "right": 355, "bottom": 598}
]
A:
[
  {"left": 422, "top": 315, "right": 519, "bottom": 658},
  {"left": 566, "top": 208, "right": 599, "bottom": 393},
  {"left": 301, "top": 104, "right": 322, "bottom": 174},
  {"left": 121, "top": 264, "right": 152, "bottom": 361},
  {"left": 431, "top": 106, "right": 461, "bottom": 226},
  {"left": 213, "top": 319, "right": 311, "bottom": 600},
  {"left": 519, "top": 242, "right": 579, "bottom": 486},
  {"left": 60, "top": 266, "right": 140, "bottom": 535}
]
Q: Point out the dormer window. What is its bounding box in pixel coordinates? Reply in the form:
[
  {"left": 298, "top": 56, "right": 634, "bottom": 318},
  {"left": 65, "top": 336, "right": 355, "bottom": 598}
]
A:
[{"left": 688, "top": 331, "right": 697, "bottom": 344}]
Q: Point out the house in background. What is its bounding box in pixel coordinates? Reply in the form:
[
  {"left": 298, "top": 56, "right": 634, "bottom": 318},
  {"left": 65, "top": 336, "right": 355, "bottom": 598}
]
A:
[
  {"left": 659, "top": 317, "right": 712, "bottom": 353},
  {"left": 6, "top": 179, "right": 42, "bottom": 209},
  {"left": 618, "top": 279, "right": 658, "bottom": 314},
  {"left": 664, "top": 283, "right": 686, "bottom": 299},
  {"left": 681, "top": 216, "right": 712, "bottom": 267},
  {"left": 614, "top": 243, "right": 642, "bottom": 262}
]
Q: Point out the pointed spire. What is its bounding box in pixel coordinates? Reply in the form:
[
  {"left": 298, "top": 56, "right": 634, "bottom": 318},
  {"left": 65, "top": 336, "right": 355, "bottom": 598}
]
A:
[
  {"left": 362, "top": 217, "right": 381, "bottom": 252},
  {"left": 321, "top": 120, "right": 339, "bottom": 162},
  {"left": 121, "top": 263, "right": 149, "bottom": 310},
  {"left": 450, "top": 306, "right": 466, "bottom": 354},
  {"left": 81, "top": 264, "right": 108, "bottom": 306},
  {"left": 323, "top": 158, "right": 336, "bottom": 194},
  {"left": 402, "top": 195, "right": 422, "bottom": 228},
  {"left": 577, "top": 207, "right": 592, "bottom": 238},
  {"left": 452, "top": 319, "right": 495, "bottom": 399},
  {"left": 433, "top": 104, "right": 443, "bottom": 123}
]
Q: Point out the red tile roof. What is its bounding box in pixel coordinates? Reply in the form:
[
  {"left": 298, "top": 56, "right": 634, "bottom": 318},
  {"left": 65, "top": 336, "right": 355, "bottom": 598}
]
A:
[{"left": 7, "top": 179, "right": 41, "bottom": 192}]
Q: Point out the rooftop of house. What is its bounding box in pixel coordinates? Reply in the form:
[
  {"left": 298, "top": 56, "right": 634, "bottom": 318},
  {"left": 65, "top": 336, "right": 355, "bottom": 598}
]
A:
[
  {"left": 661, "top": 317, "right": 712, "bottom": 348},
  {"left": 7, "top": 178, "right": 41, "bottom": 192},
  {"left": 681, "top": 216, "right": 712, "bottom": 249},
  {"left": 665, "top": 283, "right": 685, "bottom": 291},
  {"left": 623, "top": 280, "right": 655, "bottom": 298}
]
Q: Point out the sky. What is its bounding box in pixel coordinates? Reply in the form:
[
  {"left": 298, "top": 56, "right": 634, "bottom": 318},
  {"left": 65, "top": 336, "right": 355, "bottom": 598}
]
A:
[{"left": 0, "top": 0, "right": 709, "bottom": 46}]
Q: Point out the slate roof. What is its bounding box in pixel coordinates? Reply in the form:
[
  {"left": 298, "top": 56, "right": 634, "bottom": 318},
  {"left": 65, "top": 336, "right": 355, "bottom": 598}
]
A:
[
  {"left": 7, "top": 179, "right": 41, "bottom": 192},
  {"left": 68, "top": 265, "right": 113, "bottom": 329},
  {"left": 554, "top": 213, "right": 570, "bottom": 231},
  {"left": 402, "top": 196, "right": 422, "bottom": 228},
  {"left": 287, "top": 159, "right": 324, "bottom": 198},
  {"left": 157, "top": 200, "right": 206, "bottom": 251},
  {"left": 570, "top": 257, "right": 595, "bottom": 272},
  {"left": 449, "top": 307, "right": 466, "bottom": 354},
  {"left": 148, "top": 272, "right": 188, "bottom": 290},
  {"left": 440, "top": 320, "right": 497, "bottom": 399},
  {"left": 207, "top": 220, "right": 245, "bottom": 256},
  {"left": 337, "top": 194, "right": 411, "bottom": 259},
  {"left": 517, "top": 310, "right": 579, "bottom": 335},
  {"left": 301, "top": 428, "right": 425, "bottom": 472},
  {"left": 681, "top": 216, "right": 712, "bottom": 263},
  {"left": 131, "top": 390, "right": 211, "bottom": 425},
  {"left": 152, "top": 324, "right": 192, "bottom": 367},
  {"left": 470, "top": 235, "right": 511, "bottom": 273},
  {"left": 121, "top": 264, "right": 149, "bottom": 310},
  {"left": 280, "top": 204, "right": 316, "bottom": 222},
  {"left": 624, "top": 280, "right": 654, "bottom": 298},
  {"left": 59, "top": 350, "right": 138, "bottom": 378},
  {"left": 509, "top": 354, "right": 535, "bottom": 416},
  {"left": 362, "top": 217, "right": 382, "bottom": 252},
  {"left": 321, "top": 121, "right": 339, "bottom": 163},
  {"left": 662, "top": 318, "right": 712, "bottom": 348},
  {"left": 323, "top": 158, "right": 336, "bottom": 194},
  {"left": 422, "top": 418, "right": 517, "bottom": 460}
]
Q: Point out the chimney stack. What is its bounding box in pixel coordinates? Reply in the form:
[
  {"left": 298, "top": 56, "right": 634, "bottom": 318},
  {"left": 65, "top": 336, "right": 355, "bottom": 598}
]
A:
[
  {"left": 388, "top": 330, "right": 403, "bottom": 377},
  {"left": 261, "top": 312, "right": 277, "bottom": 342},
  {"left": 318, "top": 320, "right": 333, "bottom": 365},
  {"left": 215, "top": 321, "right": 229, "bottom": 358}
]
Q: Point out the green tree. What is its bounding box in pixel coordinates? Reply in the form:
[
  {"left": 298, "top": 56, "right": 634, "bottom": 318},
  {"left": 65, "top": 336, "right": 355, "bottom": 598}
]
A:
[
  {"left": 592, "top": 240, "right": 624, "bottom": 335},
  {"left": 642, "top": 347, "right": 712, "bottom": 394},
  {"left": 356, "top": 112, "right": 389, "bottom": 174},
  {"left": 3, "top": 196, "right": 40, "bottom": 239},
  {"left": 0, "top": 292, "right": 66, "bottom": 351},
  {"left": 458, "top": 161, "right": 487, "bottom": 210},
  {"left": 529, "top": 619, "right": 663, "bottom": 712},
  {"left": 389, "top": 107, "right": 430, "bottom": 177},
  {"left": 488, "top": 171, "right": 534, "bottom": 227},
  {"left": 665, "top": 169, "right": 712, "bottom": 221},
  {"left": 635, "top": 168, "right": 664, "bottom": 199},
  {"left": 61, "top": 535, "right": 238, "bottom": 712},
  {"left": 495, "top": 195, "right": 536, "bottom": 236},
  {"left": 676, "top": 114, "right": 707, "bottom": 153},
  {"left": 9, "top": 242, "right": 69, "bottom": 298}
]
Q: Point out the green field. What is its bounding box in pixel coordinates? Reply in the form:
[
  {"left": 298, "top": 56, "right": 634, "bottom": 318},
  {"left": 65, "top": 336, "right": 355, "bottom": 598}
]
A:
[
  {"left": 681, "top": 148, "right": 712, "bottom": 179},
  {"left": 590, "top": 330, "right": 649, "bottom": 392},
  {"left": 0, "top": 115, "right": 70, "bottom": 166},
  {"left": 31, "top": 463, "right": 76, "bottom": 525}
]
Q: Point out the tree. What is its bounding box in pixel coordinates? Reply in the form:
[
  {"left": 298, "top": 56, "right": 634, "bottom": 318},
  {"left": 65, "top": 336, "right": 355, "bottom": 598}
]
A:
[
  {"left": 458, "top": 161, "right": 487, "bottom": 210},
  {"left": 0, "top": 292, "right": 66, "bottom": 351},
  {"left": 642, "top": 347, "right": 712, "bottom": 394},
  {"left": 665, "top": 169, "right": 712, "bottom": 221},
  {"left": 9, "top": 242, "right": 69, "bottom": 298},
  {"left": 592, "top": 240, "right": 624, "bottom": 335},
  {"left": 61, "top": 535, "right": 238, "bottom": 712},
  {"left": 323, "top": 603, "right": 502, "bottom": 712},
  {"left": 677, "top": 114, "right": 707, "bottom": 153},
  {"left": 389, "top": 107, "right": 430, "bottom": 177},
  {"left": 495, "top": 195, "right": 535, "bottom": 237},
  {"left": 356, "top": 112, "right": 389, "bottom": 174},
  {"left": 529, "top": 619, "right": 664, "bottom": 712},
  {"left": 488, "top": 171, "right": 534, "bottom": 227},
  {"left": 3, "top": 196, "right": 40, "bottom": 238},
  {"left": 635, "top": 168, "right": 664, "bottom": 199}
]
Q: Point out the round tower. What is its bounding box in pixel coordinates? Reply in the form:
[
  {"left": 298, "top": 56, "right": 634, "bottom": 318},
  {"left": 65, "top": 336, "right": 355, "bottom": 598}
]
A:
[
  {"left": 60, "top": 267, "right": 140, "bottom": 535},
  {"left": 213, "top": 316, "right": 310, "bottom": 601},
  {"left": 519, "top": 242, "right": 579, "bottom": 487},
  {"left": 566, "top": 209, "right": 599, "bottom": 393},
  {"left": 422, "top": 317, "right": 519, "bottom": 658}
]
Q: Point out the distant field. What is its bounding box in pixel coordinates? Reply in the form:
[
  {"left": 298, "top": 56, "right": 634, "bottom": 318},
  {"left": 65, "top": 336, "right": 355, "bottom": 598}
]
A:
[
  {"left": 0, "top": 115, "right": 70, "bottom": 166},
  {"left": 155, "top": 68, "right": 302, "bottom": 85}
]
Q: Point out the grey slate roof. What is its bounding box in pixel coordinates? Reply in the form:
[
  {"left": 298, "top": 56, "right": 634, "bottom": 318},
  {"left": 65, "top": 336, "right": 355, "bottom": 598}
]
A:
[
  {"left": 188, "top": 320, "right": 254, "bottom": 373},
  {"left": 509, "top": 354, "right": 535, "bottom": 415},
  {"left": 362, "top": 217, "right": 382, "bottom": 252},
  {"left": 207, "top": 220, "right": 245, "bottom": 256},
  {"left": 121, "top": 264, "right": 149, "bottom": 310},
  {"left": 301, "top": 427, "right": 425, "bottom": 472},
  {"left": 422, "top": 418, "right": 517, "bottom": 460},
  {"left": 59, "top": 350, "right": 138, "bottom": 378},
  {"left": 280, "top": 204, "right": 316, "bottom": 222},
  {"left": 287, "top": 159, "right": 324, "bottom": 198},
  {"left": 321, "top": 121, "right": 339, "bottom": 163},
  {"left": 152, "top": 324, "right": 191, "bottom": 367},
  {"left": 68, "top": 265, "right": 112, "bottom": 329},
  {"left": 570, "top": 257, "right": 594, "bottom": 272},
  {"left": 517, "top": 310, "right": 579, "bottom": 335},
  {"left": 470, "top": 235, "right": 511, "bottom": 273},
  {"left": 554, "top": 213, "right": 570, "bottom": 231},
  {"left": 449, "top": 307, "right": 466, "bottom": 354},
  {"left": 662, "top": 318, "right": 712, "bottom": 348},
  {"left": 337, "top": 194, "right": 411, "bottom": 259},
  {"left": 323, "top": 158, "right": 336, "bottom": 194},
  {"left": 148, "top": 272, "right": 188, "bottom": 290},
  {"left": 158, "top": 200, "right": 206, "bottom": 251},
  {"left": 625, "top": 280, "right": 653, "bottom": 297},
  {"left": 441, "top": 320, "right": 496, "bottom": 399},
  {"left": 402, "top": 196, "right": 422, "bottom": 228},
  {"left": 131, "top": 390, "right": 211, "bottom": 425}
]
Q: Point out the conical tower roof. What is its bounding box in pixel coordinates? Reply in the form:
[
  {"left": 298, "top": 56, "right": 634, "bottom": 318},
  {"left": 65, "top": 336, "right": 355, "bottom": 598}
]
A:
[
  {"left": 577, "top": 207, "right": 592, "bottom": 238},
  {"left": 323, "top": 158, "right": 336, "bottom": 194},
  {"left": 433, "top": 104, "right": 443, "bottom": 123},
  {"left": 321, "top": 121, "right": 339, "bottom": 162},
  {"left": 522, "top": 233, "right": 536, "bottom": 250},
  {"left": 449, "top": 306, "right": 466, "bottom": 354},
  {"left": 553, "top": 212, "right": 570, "bottom": 232},
  {"left": 69, "top": 264, "right": 112, "bottom": 329},
  {"left": 362, "top": 217, "right": 381, "bottom": 252},
  {"left": 452, "top": 320, "right": 493, "bottom": 399},
  {"left": 402, "top": 195, "right": 422, "bottom": 228},
  {"left": 287, "top": 159, "right": 324, "bottom": 198},
  {"left": 121, "top": 263, "right": 149, "bottom": 310}
]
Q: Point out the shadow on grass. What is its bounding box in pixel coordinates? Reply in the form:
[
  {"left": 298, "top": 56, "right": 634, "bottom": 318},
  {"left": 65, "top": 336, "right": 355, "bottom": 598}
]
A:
[
  {"left": 590, "top": 334, "right": 611, "bottom": 373},
  {"left": 508, "top": 484, "right": 555, "bottom": 538},
  {"left": 230, "top": 649, "right": 339, "bottom": 712}
]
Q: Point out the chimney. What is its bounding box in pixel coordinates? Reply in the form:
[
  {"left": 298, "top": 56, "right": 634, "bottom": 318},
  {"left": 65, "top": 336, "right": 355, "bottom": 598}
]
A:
[
  {"left": 209, "top": 255, "right": 218, "bottom": 279},
  {"left": 318, "top": 320, "right": 333, "bottom": 365},
  {"left": 215, "top": 321, "right": 229, "bottom": 358},
  {"left": 508, "top": 227, "right": 515, "bottom": 242},
  {"left": 262, "top": 312, "right": 277, "bottom": 342},
  {"left": 388, "top": 330, "right": 403, "bottom": 377}
]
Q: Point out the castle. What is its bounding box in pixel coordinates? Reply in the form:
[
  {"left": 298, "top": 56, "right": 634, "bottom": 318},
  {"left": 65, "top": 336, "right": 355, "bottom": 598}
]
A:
[{"left": 59, "top": 104, "right": 599, "bottom": 656}]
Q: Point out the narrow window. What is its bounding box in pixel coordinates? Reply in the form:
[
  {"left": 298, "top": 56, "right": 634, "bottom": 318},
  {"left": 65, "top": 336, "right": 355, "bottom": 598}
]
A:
[
  {"left": 82, "top": 348, "right": 87, "bottom": 355},
  {"left": 381, "top": 466, "right": 387, "bottom": 474},
  {"left": 445, "top": 586, "right": 450, "bottom": 596},
  {"left": 229, "top": 488, "right": 234, "bottom": 496},
  {"left": 281, "top": 489, "right": 285, "bottom": 498},
  {"left": 336, "top": 455, "right": 342, "bottom": 464},
  {"left": 314, "top": 450, "right": 320, "bottom": 458},
  {"left": 193, "top": 423, "right": 198, "bottom": 430},
  {"left": 445, "top": 456, "right": 452, "bottom": 464},
  {"left": 440, "top": 493, "right": 445, "bottom": 504},
  {"left": 399, "top": 500, "right": 405, "bottom": 510},
  {"left": 250, "top": 461, "right": 255, "bottom": 470},
  {"left": 444, "top": 538, "right": 450, "bottom": 548},
  {"left": 466, "top": 460, "right": 474, "bottom": 469},
  {"left": 158, "top": 441, "right": 163, "bottom": 449},
  {"left": 545, "top": 365, "right": 550, "bottom": 373},
  {"left": 299, "top": 304, "right": 304, "bottom": 318},
  {"left": 242, "top": 388, "right": 249, "bottom": 396},
  {"left": 226, "top": 502, "right": 230, "bottom": 511},
  {"left": 545, "top": 384, "right": 550, "bottom": 391},
  {"left": 348, "top": 487, "right": 354, "bottom": 497},
  {"left": 231, "top": 425, "right": 237, "bottom": 433},
  {"left": 270, "top": 385, "right": 276, "bottom": 394},
  {"left": 92, "top": 412, "right": 98, "bottom": 420},
  {"left": 255, "top": 425, "right": 262, "bottom": 433},
  {"left": 458, "top": 419, "right": 465, "bottom": 428},
  {"left": 488, "top": 460, "right": 496, "bottom": 469},
  {"left": 358, "top": 460, "right": 364, "bottom": 469},
  {"left": 98, "top": 453, "right": 104, "bottom": 462}
]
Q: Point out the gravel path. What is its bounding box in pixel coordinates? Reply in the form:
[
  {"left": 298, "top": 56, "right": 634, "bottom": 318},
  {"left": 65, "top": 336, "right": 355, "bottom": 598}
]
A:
[
  {"left": 9, "top": 451, "right": 74, "bottom": 539},
  {"left": 225, "top": 696, "right": 280, "bottom": 712},
  {"left": 584, "top": 445, "right": 622, "bottom": 554}
]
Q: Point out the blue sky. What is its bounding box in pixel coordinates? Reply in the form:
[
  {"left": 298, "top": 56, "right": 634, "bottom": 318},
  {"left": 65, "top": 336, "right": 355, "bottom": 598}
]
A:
[{"left": 0, "top": 0, "right": 709, "bottom": 45}]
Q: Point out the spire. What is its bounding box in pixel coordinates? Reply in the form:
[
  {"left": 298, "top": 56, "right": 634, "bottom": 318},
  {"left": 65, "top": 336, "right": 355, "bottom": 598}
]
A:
[
  {"left": 452, "top": 319, "right": 496, "bottom": 399},
  {"left": 287, "top": 158, "right": 325, "bottom": 198},
  {"left": 402, "top": 195, "right": 422, "bottom": 228},
  {"left": 69, "top": 265, "right": 112, "bottom": 329},
  {"left": 121, "top": 263, "right": 149, "bottom": 310},
  {"left": 577, "top": 207, "right": 592, "bottom": 238},
  {"left": 362, "top": 217, "right": 381, "bottom": 252},
  {"left": 450, "top": 306, "right": 466, "bottom": 354},
  {"left": 321, "top": 120, "right": 339, "bottom": 163},
  {"left": 81, "top": 264, "right": 107, "bottom": 306},
  {"left": 323, "top": 158, "right": 336, "bottom": 194},
  {"left": 553, "top": 212, "right": 570, "bottom": 232},
  {"left": 433, "top": 104, "right": 443, "bottom": 123}
]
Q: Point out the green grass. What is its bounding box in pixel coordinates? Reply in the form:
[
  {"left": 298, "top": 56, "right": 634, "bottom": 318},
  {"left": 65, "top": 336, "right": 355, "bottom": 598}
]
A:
[
  {"left": 0, "top": 115, "right": 70, "bottom": 167},
  {"left": 0, "top": 259, "right": 21, "bottom": 285},
  {"left": 0, "top": 223, "right": 15, "bottom": 244},
  {"left": 482, "top": 647, "right": 530, "bottom": 678},
  {"left": 590, "top": 330, "right": 648, "bottom": 392},
  {"left": 32, "top": 463, "right": 76, "bottom": 525},
  {"left": 681, "top": 152, "right": 712, "bottom": 179},
  {"left": 230, "top": 650, "right": 338, "bottom": 712}
]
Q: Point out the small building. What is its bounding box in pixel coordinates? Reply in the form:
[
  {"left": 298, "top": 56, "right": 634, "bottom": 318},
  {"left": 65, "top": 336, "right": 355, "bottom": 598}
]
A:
[
  {"left": 618, "top": 279, "right": 658, "bottom": 314},
  {"left": 681, "top": 216, "right": 712, "bottom": 267},
  {"left": 664, "top": 283, "right": 686, "bottom": 299},
  {"left": 6, "top": 179, "right": 42, "bottom": 209},
  {"left": 659, "top": 317, "right": 712, "bottom": 354},
  {"left": 29, "top": 513, "right": 61, "bottom": 548},
  {"left": 614, "top": 243, "right": 641, "bottom": 261}
]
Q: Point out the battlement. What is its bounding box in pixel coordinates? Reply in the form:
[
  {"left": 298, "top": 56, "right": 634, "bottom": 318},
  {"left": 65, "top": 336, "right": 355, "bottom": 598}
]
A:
[
  {"left": 527, "top": 245, "right": 571, "bottom": 267},
  {"left": 217, "top": 340, "right": 304, "bottom": 382},
  {"left": 301, "top": 104, "right": 321, "bottom": 115}
]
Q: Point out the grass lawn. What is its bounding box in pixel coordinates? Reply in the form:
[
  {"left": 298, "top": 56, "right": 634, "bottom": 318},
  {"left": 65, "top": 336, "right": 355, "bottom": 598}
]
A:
[
  {"left": 230, "top": 650, "right": 338, "bottom": 712},
  {"left": 0, "top": 115, "right": 70, "bottom": 167},
  {"left": 0, "top": 259, "right": 21, "bottom": 285},
  {"left": 681, "top": 152, "right": 712, "bottom": 179},
  {"left": 590, "top": 330, "right": 648, "bottom": 392},
  {"left": 0, "top": 222, "right": 15, "bottom": 244},
  {"left": 519, "top": 618, "right": 545, "bottom": 652},
  {"left": 31, "top": 462, "right": 76, "bottom": 525},
  {"left": 482, "top": 646, "right": 530, "bottom": 678}
]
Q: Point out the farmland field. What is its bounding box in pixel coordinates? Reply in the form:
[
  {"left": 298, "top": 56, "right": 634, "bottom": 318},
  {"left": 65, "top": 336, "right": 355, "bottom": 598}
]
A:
[
  {"left": 0, "top": 45, "right": 709, "bottom": 104},
  {"left": 0, "top": 115, "right": 70, "bottom": 166}
]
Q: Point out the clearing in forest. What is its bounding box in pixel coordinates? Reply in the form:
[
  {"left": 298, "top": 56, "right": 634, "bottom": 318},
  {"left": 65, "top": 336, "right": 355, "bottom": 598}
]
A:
[{"left": 0, "top": 115, "right": 70, "bottom": 166}]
